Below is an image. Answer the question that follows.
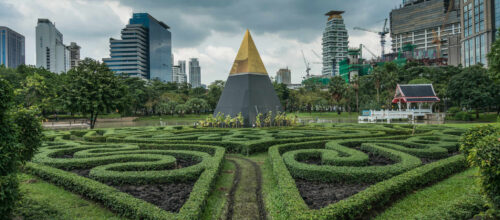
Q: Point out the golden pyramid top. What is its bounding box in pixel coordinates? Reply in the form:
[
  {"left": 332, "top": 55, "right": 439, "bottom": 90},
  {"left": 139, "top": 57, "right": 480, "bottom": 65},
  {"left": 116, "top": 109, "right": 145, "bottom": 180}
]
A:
[{"left": 229, "top": 29, "right": 268, "bottom": 75}]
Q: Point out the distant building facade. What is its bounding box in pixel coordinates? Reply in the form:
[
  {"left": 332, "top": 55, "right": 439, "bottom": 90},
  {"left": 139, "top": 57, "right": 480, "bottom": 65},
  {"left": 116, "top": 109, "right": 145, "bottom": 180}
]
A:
[
  {"left": 36, "top": 19, "right": 70, "bottom": 73},
  {"left": 178, "top": 60, "right": 187, "bottom": 83},
  {"left": 103, "top": 13, "right": 172, "bottom": 81},
  {"left": 172, "top": 65, "right": 181, "bottom": 82},
  {"left": 275, "top": 68, "right": 291, "bottom": 85},
  {"left": 390, "top": 0, "right": 462, "bottom": 66},
  {"left": 460, "top": 0, "right": 500, "bottom": 67},
  {"left": 189, "top": 58, "right": 201, "bottom": 87},
  {"left": 66, "top": 42, "right": 80, "bottom": 70},
  {"left": 0, "top": 26, "right": 25, "bottom": 68},
  {"left": 322, "top": 11, "right": 349, "bottom": 76}
]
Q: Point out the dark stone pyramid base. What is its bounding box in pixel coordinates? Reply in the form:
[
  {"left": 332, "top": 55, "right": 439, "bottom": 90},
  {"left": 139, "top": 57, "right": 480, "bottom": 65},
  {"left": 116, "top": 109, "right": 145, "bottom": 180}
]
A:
[{"left": 214, "top": 73, "right": 283, "bottom": 126}]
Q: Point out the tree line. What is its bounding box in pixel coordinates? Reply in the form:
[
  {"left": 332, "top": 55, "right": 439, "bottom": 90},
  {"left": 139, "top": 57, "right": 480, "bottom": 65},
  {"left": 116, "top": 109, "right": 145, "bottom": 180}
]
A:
[
  {"left": 0, "top": 58, "right": 225, "bottom": 128},
  {"left": 1, "top": 35, "right": 499, "bottom": 127},
  {"left": 273, "top": 35, "right": 500, "bottom": 118}
]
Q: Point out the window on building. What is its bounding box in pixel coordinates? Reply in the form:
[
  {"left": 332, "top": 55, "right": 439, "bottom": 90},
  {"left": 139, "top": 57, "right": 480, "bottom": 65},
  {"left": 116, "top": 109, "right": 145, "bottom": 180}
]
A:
[
  {"left": 475, "top": 36, "right": 481, "bottom": 63},
  {"left": 496, "top": 0, "right": 500, "bottom": 32},
  {"left": 464, "top": 4, "right": 474, "bottom": 37},
  {"left": 480, "top": 34, "right": 487, "bottom": 64}
]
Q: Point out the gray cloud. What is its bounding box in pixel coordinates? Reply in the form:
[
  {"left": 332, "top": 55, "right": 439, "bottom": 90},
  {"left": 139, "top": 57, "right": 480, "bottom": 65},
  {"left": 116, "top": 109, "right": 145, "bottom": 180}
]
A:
[
  {"left": 3, "top": 0, "right": 402, "bottom": 84},
  {"left": 118, "top": 0, "right": 400, "bottom": 47}
]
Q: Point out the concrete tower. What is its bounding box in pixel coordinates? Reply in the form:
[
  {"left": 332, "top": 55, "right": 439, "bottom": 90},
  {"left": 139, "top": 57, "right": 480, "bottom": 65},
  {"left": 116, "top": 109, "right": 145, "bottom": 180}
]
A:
[{"left": 322, "top": 11, "right": 349, "bottom": 76}]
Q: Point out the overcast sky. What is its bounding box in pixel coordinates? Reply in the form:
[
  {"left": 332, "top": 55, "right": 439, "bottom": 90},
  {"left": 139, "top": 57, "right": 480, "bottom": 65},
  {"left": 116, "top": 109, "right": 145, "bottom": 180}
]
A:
[{"left": 1, "top": 0, "right": 402, "bottom": 84}]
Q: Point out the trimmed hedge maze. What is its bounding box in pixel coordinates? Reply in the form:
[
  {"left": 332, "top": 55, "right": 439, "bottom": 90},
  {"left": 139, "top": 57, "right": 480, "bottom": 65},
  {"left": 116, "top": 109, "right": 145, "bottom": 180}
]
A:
[{"left": 28, "top": 124, "right": 469, "bottom": 219}]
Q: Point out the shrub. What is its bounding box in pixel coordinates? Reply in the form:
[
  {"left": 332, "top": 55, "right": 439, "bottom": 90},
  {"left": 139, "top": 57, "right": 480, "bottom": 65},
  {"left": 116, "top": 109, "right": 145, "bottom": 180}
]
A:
[
  {"left": 0, "top": 79, "right": 43, "bottom": 217},
  {"left": 460, "top": 125, "right": 500, "bottom": 217},
  {"left": 447, "top": 106, "right": 461, "bottom": 116},
  {"left": 454, "top": 111, "right": 473, "bottom": 121}
]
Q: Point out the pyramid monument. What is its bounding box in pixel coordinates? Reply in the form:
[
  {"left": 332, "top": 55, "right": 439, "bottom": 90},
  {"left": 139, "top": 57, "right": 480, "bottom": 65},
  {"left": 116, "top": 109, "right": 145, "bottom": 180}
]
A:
[{"left": 214, "top": 29, "right": 282, "bottom": 126}]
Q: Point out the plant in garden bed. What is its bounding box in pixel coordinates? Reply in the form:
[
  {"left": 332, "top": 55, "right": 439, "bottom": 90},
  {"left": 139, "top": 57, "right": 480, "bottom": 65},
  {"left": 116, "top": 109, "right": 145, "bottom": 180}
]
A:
[{"left": 460, "top": 124, "right": 500, "bottom": 218}]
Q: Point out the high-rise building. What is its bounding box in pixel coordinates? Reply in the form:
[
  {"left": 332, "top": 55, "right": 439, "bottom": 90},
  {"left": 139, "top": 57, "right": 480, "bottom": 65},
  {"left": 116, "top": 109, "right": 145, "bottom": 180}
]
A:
[
  {"left": 322, "top": 11, "right": 349, "bottom": 76},
  {"left": 103, "top": 13, "right": 172, "bottom": 81},
  {"left": 66, "top": 42, "right": 81, "bottom": 70},
  {"left": 36, "top": 19, "right": 70, "bottom": 73},
  {"left": 390, "top": 0, "right": 462, "bottom": 66},
  {"left": 189, "top": 58, "right": 201, "bottom": 88},
  {"left": 460, "top": 0, "right": 499, "bottom": 67},
  {"left": 275, "top": 68, "right": 291, "bottom": 85},
  {"left": 0, "top": 26, "right": 25, "bottom": 68},
  {"left": 172, "top": 65, "right": 181, "bottom": 82},
  {"left": 178, "top": 60, "right": 187, "bottom": 83}
]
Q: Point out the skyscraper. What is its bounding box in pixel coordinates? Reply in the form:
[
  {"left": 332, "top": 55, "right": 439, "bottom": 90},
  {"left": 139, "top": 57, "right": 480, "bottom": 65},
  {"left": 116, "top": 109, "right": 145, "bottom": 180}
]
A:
[
  {"left": 178, "top": 60, "right": 187, "bottom": 83},
  {"left": 460, "top": 0, "right": 499, "bottom": 67},
  {"left": 189, "top": 58, "right": 201, "bottom": 88},
  {"left": 36, "top": 19, "right": 70, "bottom": 73},
  {"left": 0, "top": 26, "right": 25, "bottom": 68},
  {"left": 275, "top": 68, "right": 291, "bottom": 85},
  {"left": 322, "top": 11, "right": 349, "bottom": 76},
  {"left": 66, "top": 42, "right": 81, "bottom": 70},
  {"left": 172, "top": 65, "right": 181, "bottom": 82},
  {"left": 390, "top": 0, "right": 461, "bottom": 66},
  {"left": 103, "top": 13, "right": 172, "bottom": 81}
]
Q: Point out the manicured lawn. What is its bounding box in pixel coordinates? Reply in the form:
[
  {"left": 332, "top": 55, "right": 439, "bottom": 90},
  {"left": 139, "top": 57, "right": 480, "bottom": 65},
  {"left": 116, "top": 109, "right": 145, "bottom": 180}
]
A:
[
  {"left": 295, "top": 112, "right": 359, "bottom": 118},
  {"left": 248, "top": 152, "right": 289, "bottom": 219},
  {"left": 375, "top": 168, "right": 482, "bottom": 220},
  {"left": 201, "top": 159, "right": 235, "bottom": 220},
  {"left": 14, "top": 173, "right": 123, "bottom": 220},
  {"left": 134, "top": 114, "right": 210, "bottom": 121},
  {"left": 441, "top": 122, "right": 496, "bottom": 129}
]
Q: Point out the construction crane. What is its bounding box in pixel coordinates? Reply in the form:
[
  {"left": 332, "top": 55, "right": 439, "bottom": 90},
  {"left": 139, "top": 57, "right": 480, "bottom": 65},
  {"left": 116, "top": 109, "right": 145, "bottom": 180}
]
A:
[
  {"left": 360, "top": 44, "right": 378, "bottom": 60},
  {"left": 311, "top": 49, "right": 322, "bottom": 60},
  {"left": 301, "top": 50, "right": 311, "bottom": 77},
  {"left": 353, "top": 18, "right": 389, "bottom": 57},
  {"left": 431, "top": 0, "right": 455, "bottom": 59}
]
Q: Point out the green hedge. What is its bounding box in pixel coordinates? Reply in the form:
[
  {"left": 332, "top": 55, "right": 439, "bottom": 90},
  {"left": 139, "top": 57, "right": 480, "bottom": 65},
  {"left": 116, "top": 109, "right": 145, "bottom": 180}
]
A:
[
  {"left": 282, "top": 141, "right": 421, "bottom": 183},
  {"left": 269, "top": 140, "right": 468, "bottom": 219},
  {"left": 26, "top": 142, "right": 226, "bottom": 219}
]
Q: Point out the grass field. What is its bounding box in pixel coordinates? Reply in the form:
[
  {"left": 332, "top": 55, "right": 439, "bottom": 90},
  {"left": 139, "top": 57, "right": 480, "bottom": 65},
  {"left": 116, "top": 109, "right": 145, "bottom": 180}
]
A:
[
  {"left": 13, "top": 173, "right": 123, "bottom": 220},
  {"left": 375, "top": 168, "right": 483, "bottom": 219}
]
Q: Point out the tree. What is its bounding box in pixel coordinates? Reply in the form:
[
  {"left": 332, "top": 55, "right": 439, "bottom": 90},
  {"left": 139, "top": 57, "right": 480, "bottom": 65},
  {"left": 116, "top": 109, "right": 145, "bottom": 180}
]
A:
[
  {"left": 62, "top": 58, "right": 123, "bottom": 129},
  {"left": 328, "top": 76, "right": 346, "bottom": 113},
  {"left": 487, "top": 29, "right": 500, "bottom": 82},
  {"left": 372, "top": 62, "right": 398, "bottom": 106},
  {"left": 207, "top": 80, "right": 225, "bottom": 109},
  {"left": 0, "top": 79, "right": 43, "bottom": 217},
  {"left": 448, "top": 65, "right": 494, "bottom": 119},
  {"left": 273, "top": 82, "right": 290, "bottom": 111},
  {"left": 408, "top": 77, "right": 432, "bottom": 84},
  {"left": 350, "top": 75, "right": 360, "bottom": 112},
  {"left": 120, "top": 77, "right": 148, "bottom": 115},
  {"left": 186, "top": 98, "right": 208, "bottom": 115},
  {"left": 174, "top": 103, "right": 188, "bottom": 117}
]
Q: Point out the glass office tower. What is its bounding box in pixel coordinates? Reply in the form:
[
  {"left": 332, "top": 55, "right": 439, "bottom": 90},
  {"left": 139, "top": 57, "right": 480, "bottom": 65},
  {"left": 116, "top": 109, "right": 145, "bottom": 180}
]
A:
[
  {"left": 0, "top": 26, "right": 25, "bottom": 68},
  {"left": 104, "top": 13, "right": 172, "bottom": 82}
]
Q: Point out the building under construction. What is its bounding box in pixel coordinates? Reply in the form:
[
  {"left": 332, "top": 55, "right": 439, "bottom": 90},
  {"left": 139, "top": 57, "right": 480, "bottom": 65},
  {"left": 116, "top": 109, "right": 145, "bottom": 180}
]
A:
[
  {"left": 322, "top": 11, "right": 349, "bottom": 76},
  {"left": 390, "top": 0, "right": 462, "bottom": 66}
]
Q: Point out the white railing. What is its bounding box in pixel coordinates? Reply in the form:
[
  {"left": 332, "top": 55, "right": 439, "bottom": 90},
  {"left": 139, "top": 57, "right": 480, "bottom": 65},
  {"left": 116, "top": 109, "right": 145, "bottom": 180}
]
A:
[{"left": 358, "top": 109, "right": 433, "bottom": 122}]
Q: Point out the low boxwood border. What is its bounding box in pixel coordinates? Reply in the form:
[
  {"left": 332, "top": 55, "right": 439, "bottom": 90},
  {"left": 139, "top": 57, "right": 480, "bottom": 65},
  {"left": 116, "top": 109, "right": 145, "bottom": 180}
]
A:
[
  {"left": 25, "top": 143, "right": 225, "bottom": 220},
  {"left": 269, "top": 139, "right": 468, "bottom": 219}
]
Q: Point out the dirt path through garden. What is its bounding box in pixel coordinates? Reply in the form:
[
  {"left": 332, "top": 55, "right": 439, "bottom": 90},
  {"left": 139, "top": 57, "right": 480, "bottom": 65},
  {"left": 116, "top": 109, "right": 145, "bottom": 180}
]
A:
[{"left": 225, "top": 156, "right": 266, "bottom": 220}]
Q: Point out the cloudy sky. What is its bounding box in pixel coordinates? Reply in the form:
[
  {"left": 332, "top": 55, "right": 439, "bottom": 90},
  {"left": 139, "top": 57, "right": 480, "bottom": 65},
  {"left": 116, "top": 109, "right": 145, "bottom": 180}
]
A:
[{"left": 1, "top": 0, "right": 402, "bottom": 84}]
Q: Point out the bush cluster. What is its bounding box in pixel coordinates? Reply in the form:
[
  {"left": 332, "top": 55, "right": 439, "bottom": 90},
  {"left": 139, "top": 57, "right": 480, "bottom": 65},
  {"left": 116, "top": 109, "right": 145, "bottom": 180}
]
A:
[
  {"left": 26, "top": 140, "right": 225, "bottom": 219},
  {"left": 460, "top": 124, "right": 500, "bottom": 217},
  {"left": 268, "top": 127, "right": 468, "bottom": 219},
  {"left": 0, "top": 79, "right": 43, "bottom": 217}
]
